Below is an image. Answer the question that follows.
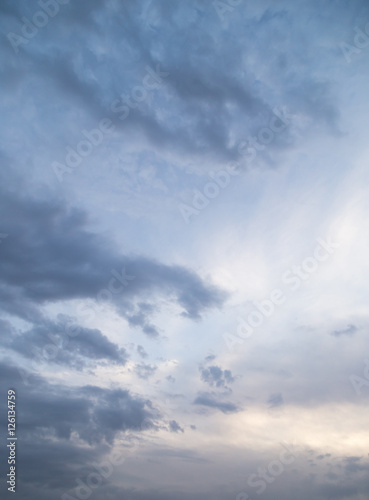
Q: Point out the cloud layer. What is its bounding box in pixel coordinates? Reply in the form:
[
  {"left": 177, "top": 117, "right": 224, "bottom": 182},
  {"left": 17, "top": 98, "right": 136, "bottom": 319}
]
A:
[{"left": 1, "top": 0, "right": 369, "bottom": 499}]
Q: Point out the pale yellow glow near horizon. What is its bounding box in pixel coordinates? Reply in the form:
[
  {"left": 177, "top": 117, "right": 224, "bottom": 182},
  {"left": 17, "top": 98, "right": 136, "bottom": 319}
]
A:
[{"left": 148, "top": 402, "right": 369, "bottom": 459}]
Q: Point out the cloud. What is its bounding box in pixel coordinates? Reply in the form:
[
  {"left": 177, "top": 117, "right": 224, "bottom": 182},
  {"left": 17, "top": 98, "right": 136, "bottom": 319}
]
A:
[
  {"left": 204, "top": 354, "right": 216, "bottom": 363},
  {"left": 331, "top": 324, "right": 358, "bottom": 337},
  {"left": 200, "top": 364, "right": 235, "bottom": 388},
  {"left": 1, "top": 1, "right": 369, "bottom": 499},
  {"left": 135, "top": 363, "right": 157, "bottom": 380},
  {"left": 124, "top": 302, "right": 161, "bottom": 338},
  {"left": 316, "top": 453, "right": 331, "bottom": 460},
  {"left": 0, "top": 185, "right": 228, "bottom": 337},
  {"left": 0, "top": 0, "right": 344, "bottom": 188},
  {"left": 5, "top": 319, "right": 128, "bottom": 369},
  {"left": 193, "top": 392, "right": 239, "bottom": 414},
  {"left": 343, "top": 456, "right": 369, "bottom": 474},
  {"left": 267, "top": 392, "right": 284, "bottom": 408},
  {"left": 0, "top": 359, "right": 160, "bottom": 446},
  {"left": 0, "top": 367, "right": 154, "bottom": 496},
  {"left": 169, "top": 420, "right": 184, "bottom": 433},
  {"left": 137, "top": 345, "right": 148, "bottom": 358}
]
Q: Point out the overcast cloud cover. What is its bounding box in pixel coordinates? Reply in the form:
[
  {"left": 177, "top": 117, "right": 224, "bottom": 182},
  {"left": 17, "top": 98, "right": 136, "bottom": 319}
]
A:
[{"left": 1, "top": 1, "right": 369, "bottom": 499}]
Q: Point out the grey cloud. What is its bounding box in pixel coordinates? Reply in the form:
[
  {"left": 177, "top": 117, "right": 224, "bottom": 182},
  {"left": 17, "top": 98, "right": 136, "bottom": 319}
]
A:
[
  {"left": 200, "top": 364, "right": 235, "bottom": 388},
  {"left": 204, "top": 354, "right": 216, "bottom": 363},
  {"left": 331, "top": 324, "right": 358, "bottom": 337},
  {"left": 0, "top": 360, "right": 159, "bottom": 446},
  {"left": 316, "top": 483, "right": 358, "bottom": 499},
  {"left": 0, "top": 317, "right": 15, "bottom": 337},
  {"left": 1, "top": 0, "right": 342, "bottom": 178},
  {"left": 0, "top": 186, "right": 228, "bottom": 336},
  {"left": 125, "top": 302, "right": 160, "bottom": 338},
  {"left": 0, "top": 437, "right": 109, "bottom": 493},
  {"left": 0, "top": 1, "right": 367, "bottom": 499},
  {"left": 317, "top": 453, "right": 331, "bottom": 460},
  {"left": 288, "top": 79, "right": 341, "bottom": 133},
  {"left": 6, "top": 320, "right": 128, "bottom": 368},
  {"left": 268, "top": 392, "right": 284, "bottom": 408},
  {"left": 137, "top": 345, "right": 148, "bottom": 358},
  {"left": 169, "top": 420, "right": 184, "bottom": 433},
  {"left": 343, "top": 456, "right": 369, "bottom": 474},
  {"left": 135, "top": 363, "right": 157, "bottom": 380},
  {"left": 193, "top": 392, "right": 239, "bottom": 414}
]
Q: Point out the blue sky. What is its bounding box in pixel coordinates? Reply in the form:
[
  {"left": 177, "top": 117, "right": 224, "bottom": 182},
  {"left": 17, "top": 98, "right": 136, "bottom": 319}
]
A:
[{"left": 1, "top": 1, "right": 369, "bottom": 499}]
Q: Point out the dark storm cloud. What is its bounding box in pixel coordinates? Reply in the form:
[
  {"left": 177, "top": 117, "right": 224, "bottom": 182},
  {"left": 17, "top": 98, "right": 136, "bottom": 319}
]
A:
[
  {"left": 0, "top": 360, "right": 159, "bottom": 446},
  {"left": 5, "top": 320, "right": 128, "bottom": 368},
  {"left": 0, "top": 437, "right": 110, "bottom": 497},
  {"left": 193, "top": 392, "right": 239, "bottom": 414},
  {"left": 0, "top": 357, "right": 190, "bottom": 499},
  {"left": 0, "top": 0, "right": 344, "bottom": 174},
  {"left": 0, "top": 185, "right": 228, "bottom": 335},
  {"left": 0, "top": 358, "right": 39, "bottom": 386},
  {"left": 0, "top": 359, "right": 160, "bottom": 497}
]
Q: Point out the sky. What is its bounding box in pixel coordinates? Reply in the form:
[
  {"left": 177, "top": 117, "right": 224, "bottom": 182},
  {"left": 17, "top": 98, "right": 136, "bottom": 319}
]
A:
[{"left": 1, "top": 1, "right": 369, "bottom": 499}]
